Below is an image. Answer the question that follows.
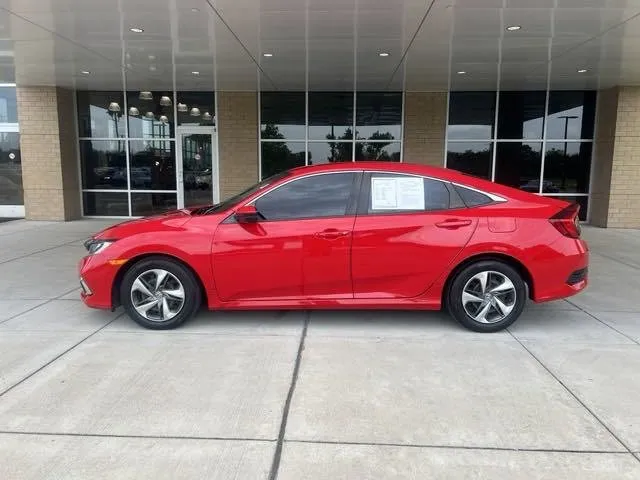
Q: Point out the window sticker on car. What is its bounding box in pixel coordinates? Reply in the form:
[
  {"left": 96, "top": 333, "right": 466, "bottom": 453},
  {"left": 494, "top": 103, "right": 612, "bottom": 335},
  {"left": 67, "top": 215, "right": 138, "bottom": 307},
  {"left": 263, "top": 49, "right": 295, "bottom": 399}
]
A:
[{"left": 371, "top": 176, "right": 425, "bottom": 210}]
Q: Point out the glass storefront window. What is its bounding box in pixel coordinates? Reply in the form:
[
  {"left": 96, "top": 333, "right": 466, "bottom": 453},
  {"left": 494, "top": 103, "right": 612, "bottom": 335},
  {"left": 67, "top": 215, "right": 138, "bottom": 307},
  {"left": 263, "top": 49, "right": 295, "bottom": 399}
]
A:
[
  {"left": 261, "top": 92, "right": 305, "bottom": 140},
  {"left": 83, "top": 192, "right": 129, "bottom": 216},
  {"left": 261, "top": 142, "right": 306, "bottom": 179},
  {"left": 127, "top": 91, "right": 174, "bottom": 139},
  {"left": 356, "top": 92, "right": 402, "bottom": 140},
  {"left": 308, "top": 92, "right": 354, "bottom": 141},
  {"left": 355, "top": 142, "right": 401, "bottom": 161},
  {"left": 131, "top": 192, "right": 177, "bottom": 216},
  {"left": 0, "top": 132, "right": 22, "bottom": 206},
  {"left": 447, "top": 92, "right": 496, "bottom": 140},
  {"left": 308, "top": 142, "right": 353, "bottom": 164},
  {"left": 177, "top": 92, "right": 215, "bottom": 127},
  {"left": 446, "top": 142, "right": 493, "bottom": 179},
  {"left": 546, "top": 91, "right": 596, "bottom": 140},
  {"left": 0, "top": 87, "right": 18, "bottom": 124},
  {"left": 128, "top": 140, "right": 176, "bottom": 190},
  {"left": 497, "top": 91, "right": 546, "bottom": 140},
  {"left": 77, "top": 91, "right": 126, "bottom": 138},
  {"left": 79, "top": 140, "right": 127, "bottom": 189},
  {"left": 543, "top": 142, "right": 592, "bottom": 194},
  {"left": 494, "top": 142, "right": 542, "bottom": 191}
]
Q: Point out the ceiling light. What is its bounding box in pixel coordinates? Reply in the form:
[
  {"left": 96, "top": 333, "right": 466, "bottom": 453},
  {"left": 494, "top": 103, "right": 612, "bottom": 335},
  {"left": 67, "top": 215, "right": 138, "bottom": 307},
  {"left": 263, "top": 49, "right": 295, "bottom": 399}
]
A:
[
  {"left": 148, "top": 55, "right": 156, "bottom": 61},
  {"left": 128, "top": 106, "right": 140, "bottom": 116},
  {"left": 190, "top": 107, "right": 201, "bottom": 117},
  {"left": 108, "top": 102, "right": 121, "bottom": 112},
  {"left": 191, "top": 8, "right": 199, "bottom": 12},
  {"left": 577, "top": 68, "right": 588, "bottom": 73},
  {"left": 378, "top": 52, "right": 390, "bottom": 57},
  {"left": 262, "top": 53, "right": 273, "bottom": 57},
  {"left": 139, "top": 91, "right": 153, "bottom": 101},
  {"left": 159, "top": 96, "right": 172, "bottom": 107},
  {"left": 149, "top": 65, "right": 157, "bottom": 72},
  {"left": 457, "top": 70, "right": 466, "bottom": 75},
  {"left": 130, "top": 27, "right": 144, "bottom": 33},
  {"left": 506, "top": 25, "right": 521, "bottom": 31},
  {"left": 177, "top": 103, "right": 188, "bottom": 112},
  {"left": 191, "top": 71, "right": 200, "bottom": 75},
  {"left": 145, "top": 111, "right": 155, "bottom": 119},
  {"left": 80, "top": 70, "right": 90, "bottom": 75}
]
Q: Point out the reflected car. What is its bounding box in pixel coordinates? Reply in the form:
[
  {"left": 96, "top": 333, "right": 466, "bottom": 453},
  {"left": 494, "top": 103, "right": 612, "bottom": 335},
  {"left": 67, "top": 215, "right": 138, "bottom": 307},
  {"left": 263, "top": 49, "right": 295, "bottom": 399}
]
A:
[{"left": 79, "top": 162, "right": 588, "bottom": 333}]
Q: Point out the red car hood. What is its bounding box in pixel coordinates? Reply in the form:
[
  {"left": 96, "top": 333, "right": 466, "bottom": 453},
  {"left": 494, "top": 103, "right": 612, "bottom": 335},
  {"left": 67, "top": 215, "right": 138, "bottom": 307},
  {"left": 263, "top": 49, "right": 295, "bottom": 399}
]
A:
[{"left": 92, "top": 207, "right": 201, "bottom": 240}]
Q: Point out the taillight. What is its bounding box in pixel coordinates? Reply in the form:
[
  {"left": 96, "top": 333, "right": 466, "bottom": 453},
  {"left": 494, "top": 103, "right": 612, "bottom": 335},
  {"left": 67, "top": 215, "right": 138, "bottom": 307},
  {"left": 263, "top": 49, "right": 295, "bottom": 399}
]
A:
[{"left": 549, "top": 203, "right": 581, "bottom": 238}]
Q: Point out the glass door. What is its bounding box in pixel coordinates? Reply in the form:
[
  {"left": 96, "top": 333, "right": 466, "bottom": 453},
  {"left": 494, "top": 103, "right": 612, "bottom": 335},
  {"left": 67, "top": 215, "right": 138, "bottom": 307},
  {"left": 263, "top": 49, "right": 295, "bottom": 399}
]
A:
[
  {"left": 0, "top": 129, "right": 24, "bottom": 218},
  {"left": 176, "top": 127, "right": 218, "bottom": 209}
]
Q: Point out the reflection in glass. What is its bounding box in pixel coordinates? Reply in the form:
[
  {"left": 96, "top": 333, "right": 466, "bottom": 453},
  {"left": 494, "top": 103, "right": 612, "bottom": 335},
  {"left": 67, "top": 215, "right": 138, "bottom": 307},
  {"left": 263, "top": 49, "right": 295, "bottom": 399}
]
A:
[
  {"left": 355, "top": 142, "right": 401, "bottom": 161},
  {"left": 447, "top": 92, "right": 496, "bottom": 140},
  {"left": 308, "top": 142, "right": 353, "bottom": 164},
  {"left": 261, "top": 142, "right": 306, "bottom": 179},
  {"left": 83, "top": 192, "right": 129, "bottom": 216},
  {"left": 546, "top": 195, "right": 588, "bottom": 221},
  {"left": 0, "top": 132, "right": 22, "bottom": 205},
  {"left": 261, "top": 92, "right": 305, "bottom": 140},
  {"left": 77, "top": 91, "right": 126, "bottom": 138},
  {"left": 79, "top": 140, "right": 127, "bottom": 189},
  {"left": 543, "top": 142, "right": 592, "bottom": 194},
  {"left": 497, "top": 91, "right": 545, "bottom": 139},
  {"left": 495, "top": 142, "right": 542, "bottom": 191},
  {"left": 127, "top": 91, "right": 174, "bottom": 138},
  {"left": 182, "top": 134, "right": 213, "bottom": 207},
  {"left": 177, "top": 92, "right": 215, "bottom": 127},
  {"left": 308, "top": 92, "right": 354, "bottom": 140},
  {"left": 131, "top": 193, "right": 177, "bottom": 216},
  {"left": 129, "top": 140, "right": 176, "bottom": 190},
  {"left": 356, "top": 92, "right": 402, "bottom": 140},
  {"left": 0, "top": 87, "right": 18, "bottom": 123},
  {"left": 547, "top": 91, "right": 596, "bottom": 140},
  {"left": 446, "top": 142, "right": 493, "bottom": 179}
]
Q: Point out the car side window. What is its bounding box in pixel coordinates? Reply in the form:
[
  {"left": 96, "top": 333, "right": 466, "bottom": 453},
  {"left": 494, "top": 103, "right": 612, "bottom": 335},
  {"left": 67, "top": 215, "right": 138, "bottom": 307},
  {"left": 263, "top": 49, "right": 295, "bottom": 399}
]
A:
[
  {"left": 255, "top": 172, "right": 356, "bottom": 221},
  {"left": 366, "top": 173, "right": 450, "bottom": 213},
  {"left": 453, "top": 184, "right": 493, "bottom": 207}
]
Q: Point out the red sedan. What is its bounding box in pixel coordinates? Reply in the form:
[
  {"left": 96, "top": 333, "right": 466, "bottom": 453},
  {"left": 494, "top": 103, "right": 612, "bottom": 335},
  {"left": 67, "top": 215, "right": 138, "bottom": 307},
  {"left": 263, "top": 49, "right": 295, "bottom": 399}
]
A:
[{"left": 79, "top": 162, "right": 588, "bottom": 332}]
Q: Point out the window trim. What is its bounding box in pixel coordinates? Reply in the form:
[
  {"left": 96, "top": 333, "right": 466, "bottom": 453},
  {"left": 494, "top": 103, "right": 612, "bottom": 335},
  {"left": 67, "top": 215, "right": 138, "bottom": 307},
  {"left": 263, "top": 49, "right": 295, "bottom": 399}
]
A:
[{"left": 244, "top": 171, "right": 363, "bottom": 223}]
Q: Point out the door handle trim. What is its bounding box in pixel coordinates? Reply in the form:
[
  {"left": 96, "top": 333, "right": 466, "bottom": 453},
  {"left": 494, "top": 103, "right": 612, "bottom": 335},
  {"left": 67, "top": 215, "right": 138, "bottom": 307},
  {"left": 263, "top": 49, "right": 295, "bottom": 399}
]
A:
[
  {"left": 435, "top": 219, "right": 473, "bottom": 229},
  {"left": 314, "top": 229, "right": 350, "bottom": 240}
]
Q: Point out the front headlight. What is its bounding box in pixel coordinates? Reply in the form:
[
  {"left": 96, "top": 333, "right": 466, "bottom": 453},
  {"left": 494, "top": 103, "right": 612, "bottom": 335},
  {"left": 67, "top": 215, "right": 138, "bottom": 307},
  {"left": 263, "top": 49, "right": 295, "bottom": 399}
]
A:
[{"left": 84, "top": 239, "right": 116, "bottom": 255}]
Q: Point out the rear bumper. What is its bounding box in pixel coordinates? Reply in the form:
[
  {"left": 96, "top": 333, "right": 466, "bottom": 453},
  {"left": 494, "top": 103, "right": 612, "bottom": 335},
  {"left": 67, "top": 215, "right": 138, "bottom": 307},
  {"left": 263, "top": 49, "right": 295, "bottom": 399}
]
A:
[{"left": 531, "top": 238, "right": 589, "bottom": 303}]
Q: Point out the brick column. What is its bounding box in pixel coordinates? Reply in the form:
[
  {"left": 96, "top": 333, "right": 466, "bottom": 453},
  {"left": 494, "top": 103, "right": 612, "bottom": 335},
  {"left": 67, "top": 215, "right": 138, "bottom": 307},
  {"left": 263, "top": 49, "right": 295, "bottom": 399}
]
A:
[
  {"left": 591, "top": 86, "right": 640, "bottom": 228},
  {"left": 217, "top": 91, "right": 259, "bottom": 199},
  {"left": 16, "top": 86, "right": 81, "bottom": 220},
  {"left": 403, "top": 92, "right": 447, "bottom": 166}
]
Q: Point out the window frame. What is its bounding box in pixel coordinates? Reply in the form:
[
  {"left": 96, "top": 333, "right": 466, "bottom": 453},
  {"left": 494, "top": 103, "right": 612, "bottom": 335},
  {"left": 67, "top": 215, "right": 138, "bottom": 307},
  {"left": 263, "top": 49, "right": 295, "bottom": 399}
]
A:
[
  {"left": 356, "top": 172, "right": 467, "bottom": 217},
  {"left": 242, "top": 170, "right": 363, "bottom": 223}
]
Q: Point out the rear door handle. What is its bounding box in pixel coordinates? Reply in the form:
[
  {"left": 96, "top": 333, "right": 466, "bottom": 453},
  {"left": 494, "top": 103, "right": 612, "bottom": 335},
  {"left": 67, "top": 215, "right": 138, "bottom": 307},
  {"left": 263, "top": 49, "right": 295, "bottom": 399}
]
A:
[
  {"left": 314, "top": 229, "right": 350, "bottom": 240},
  {"left": 435, "top": 219, "right": 472, "bottom": 229}
]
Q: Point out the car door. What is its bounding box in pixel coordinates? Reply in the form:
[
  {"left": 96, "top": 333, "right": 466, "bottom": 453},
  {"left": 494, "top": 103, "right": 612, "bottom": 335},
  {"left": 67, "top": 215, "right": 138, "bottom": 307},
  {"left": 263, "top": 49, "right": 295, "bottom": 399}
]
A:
[
  {"left": 351, "top": 172, "right": 478, "bottom": 299},
  {"left": 213, "top": 171, "right": 361, "bottom": 302}
]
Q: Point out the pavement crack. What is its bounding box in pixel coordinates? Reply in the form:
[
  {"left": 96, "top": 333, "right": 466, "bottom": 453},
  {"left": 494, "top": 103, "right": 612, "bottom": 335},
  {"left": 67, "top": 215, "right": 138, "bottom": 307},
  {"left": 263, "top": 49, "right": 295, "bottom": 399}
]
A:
[
  {"left": 565, "top": 299, "right": 640, "bottom": 346},
  {"left": 268, "top": 311, "right": 310, "bottom": 480}
]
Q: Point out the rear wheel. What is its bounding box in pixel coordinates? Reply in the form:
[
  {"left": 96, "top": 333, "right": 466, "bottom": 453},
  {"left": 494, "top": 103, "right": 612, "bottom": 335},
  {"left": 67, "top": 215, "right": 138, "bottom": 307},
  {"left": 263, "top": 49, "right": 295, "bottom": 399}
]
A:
[
  {"left": 447, "top": 260, "right": 526, "bottom": 332},
  {"left": 120, "top": 256, "right": 201, "bottom": 330}
]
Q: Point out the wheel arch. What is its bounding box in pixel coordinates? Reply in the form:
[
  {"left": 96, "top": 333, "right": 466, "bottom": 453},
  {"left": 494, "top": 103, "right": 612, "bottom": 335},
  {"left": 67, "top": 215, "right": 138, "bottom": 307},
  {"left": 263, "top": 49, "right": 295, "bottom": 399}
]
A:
[
  {"left": 442, "top": 252, "right": 534, "bottom": 308},
  {"left": 111, "top": 252, "right": 208, "bottom": 309}
]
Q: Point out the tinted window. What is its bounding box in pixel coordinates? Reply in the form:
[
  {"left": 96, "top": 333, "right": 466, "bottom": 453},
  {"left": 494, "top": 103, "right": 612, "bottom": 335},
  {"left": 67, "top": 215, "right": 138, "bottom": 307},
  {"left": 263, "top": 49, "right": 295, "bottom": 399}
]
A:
[
  {"left": 454, "top": 185, "right": 493, "bottom": 207},
  {"left": 447, "top": 92, "right": 496, "bottom": 140},
  {"left": 367, "top": 174, "right": 450, "bottom": 213},
  {"left": 256, "top": 173, "right": 355, "bottom": 221}
]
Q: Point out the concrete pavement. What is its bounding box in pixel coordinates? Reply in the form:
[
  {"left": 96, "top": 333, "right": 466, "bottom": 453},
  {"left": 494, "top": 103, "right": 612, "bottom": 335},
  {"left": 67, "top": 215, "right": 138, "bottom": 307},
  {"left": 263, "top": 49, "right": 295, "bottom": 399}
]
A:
[{"left": 0, "top": 219, "right": 639, "bottom": 479}]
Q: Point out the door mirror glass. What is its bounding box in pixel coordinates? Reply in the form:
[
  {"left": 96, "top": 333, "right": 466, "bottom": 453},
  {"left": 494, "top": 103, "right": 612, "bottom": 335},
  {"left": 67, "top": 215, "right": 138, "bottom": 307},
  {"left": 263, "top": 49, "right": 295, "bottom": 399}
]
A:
[{"left": 235, "top": 205, "right": 260, "bottom": 223}]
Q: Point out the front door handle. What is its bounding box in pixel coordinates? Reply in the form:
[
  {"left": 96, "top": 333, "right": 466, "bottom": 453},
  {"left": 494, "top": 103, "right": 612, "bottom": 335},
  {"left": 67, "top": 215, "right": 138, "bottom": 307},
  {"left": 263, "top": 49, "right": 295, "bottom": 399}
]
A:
[
  {"left": 435, "top": 219, "right": 472, "bottom": 229},
  {"left": 314, "top": 229, "right": 350, "bottom": 240}
]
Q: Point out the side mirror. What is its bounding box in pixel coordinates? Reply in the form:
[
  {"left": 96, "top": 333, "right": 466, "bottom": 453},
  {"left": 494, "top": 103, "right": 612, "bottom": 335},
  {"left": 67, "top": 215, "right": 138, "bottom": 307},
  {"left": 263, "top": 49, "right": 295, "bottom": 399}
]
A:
[{"left": 235, "top": 204, "right": 260, "bottom": 223}]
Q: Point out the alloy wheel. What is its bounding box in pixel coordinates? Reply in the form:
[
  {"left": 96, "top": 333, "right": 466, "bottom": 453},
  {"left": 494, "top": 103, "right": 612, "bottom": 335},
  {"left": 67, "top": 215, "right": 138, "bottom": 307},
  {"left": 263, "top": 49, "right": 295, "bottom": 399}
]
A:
[
  {"left": 130, "top": 269, "right": 186, "bottom": 322},
  {"left": 461, "top": 270, "right": 516, "bottom": 324}
]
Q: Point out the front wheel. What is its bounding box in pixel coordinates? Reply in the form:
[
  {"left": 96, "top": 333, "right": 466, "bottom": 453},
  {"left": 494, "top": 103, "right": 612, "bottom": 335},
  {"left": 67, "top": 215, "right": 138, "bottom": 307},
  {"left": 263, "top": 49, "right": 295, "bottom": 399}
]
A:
[
  {"left": 447, "top": 261, "right": 526, "bottom": 332},
  {"left": 120, "top": 256, "right": 201, "bottom": 330}
]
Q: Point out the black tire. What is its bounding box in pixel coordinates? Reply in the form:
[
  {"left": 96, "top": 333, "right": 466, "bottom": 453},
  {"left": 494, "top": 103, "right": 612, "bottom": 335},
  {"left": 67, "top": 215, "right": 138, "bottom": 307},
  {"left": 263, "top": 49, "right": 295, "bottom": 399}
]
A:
[
  {"left": 447, "top": 260, "right": 526, "bottom": 333},
  {"left": 120, "top": 256, "right": 201, "bottom": 330}
]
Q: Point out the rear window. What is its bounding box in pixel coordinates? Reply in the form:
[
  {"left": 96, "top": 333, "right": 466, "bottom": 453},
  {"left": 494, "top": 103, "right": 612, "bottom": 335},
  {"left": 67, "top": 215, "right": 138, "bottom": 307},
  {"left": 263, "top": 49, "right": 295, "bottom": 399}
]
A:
[{"left": 453, "top": 185, "right": 493, "bottom": 207}]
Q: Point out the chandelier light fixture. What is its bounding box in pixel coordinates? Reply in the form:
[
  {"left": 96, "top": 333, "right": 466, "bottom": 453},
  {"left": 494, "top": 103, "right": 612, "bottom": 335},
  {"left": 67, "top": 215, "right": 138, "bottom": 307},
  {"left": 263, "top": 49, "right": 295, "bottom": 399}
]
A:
[
  {"left": 139, "top": 91, "right": 153, "bottom": 101},
  {"left": 159, "top": 115, "right": 169, "bottom": 124},
  {"left": 159, "top": 96, "right": 172, "bottom": 106},
  {"left": 177, "top": 103, "right": 188, "bottom": 112},
  {"left": 202, "top": 112, "right": 212, "bottom": 121},
  {"left": 145, "top": 111, "right": 155, "bottom": 119},
  {"left": 190, "top": 107, "right": 201, "bottom": 117},
  {"left": 108, "top": 102, "right": 121, "bottom": 112},
  {"left": 128, "top": 106, "right": 140, "bottom": 116}
]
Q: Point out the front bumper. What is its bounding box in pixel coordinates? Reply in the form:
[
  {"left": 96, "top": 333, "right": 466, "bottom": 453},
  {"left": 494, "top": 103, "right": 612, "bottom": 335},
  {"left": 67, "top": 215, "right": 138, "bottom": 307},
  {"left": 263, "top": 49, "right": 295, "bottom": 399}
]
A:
[{"left": 78, "top": 255, "right": 119, "bottom": 309}]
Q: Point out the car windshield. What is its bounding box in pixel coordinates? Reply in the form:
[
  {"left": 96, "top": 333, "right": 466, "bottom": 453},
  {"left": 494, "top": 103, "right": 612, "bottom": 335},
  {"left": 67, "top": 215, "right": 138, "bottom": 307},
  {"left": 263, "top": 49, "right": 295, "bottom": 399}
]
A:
[{"left": 197, "top": 171, "right": 291, "bottom": 215}]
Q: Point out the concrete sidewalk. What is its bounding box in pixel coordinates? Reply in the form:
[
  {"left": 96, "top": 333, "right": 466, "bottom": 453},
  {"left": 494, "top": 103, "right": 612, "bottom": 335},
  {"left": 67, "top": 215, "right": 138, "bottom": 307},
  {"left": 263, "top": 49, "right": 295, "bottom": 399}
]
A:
[{"left": 0, "top": 220, "right": 639, "bottom": 479}]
